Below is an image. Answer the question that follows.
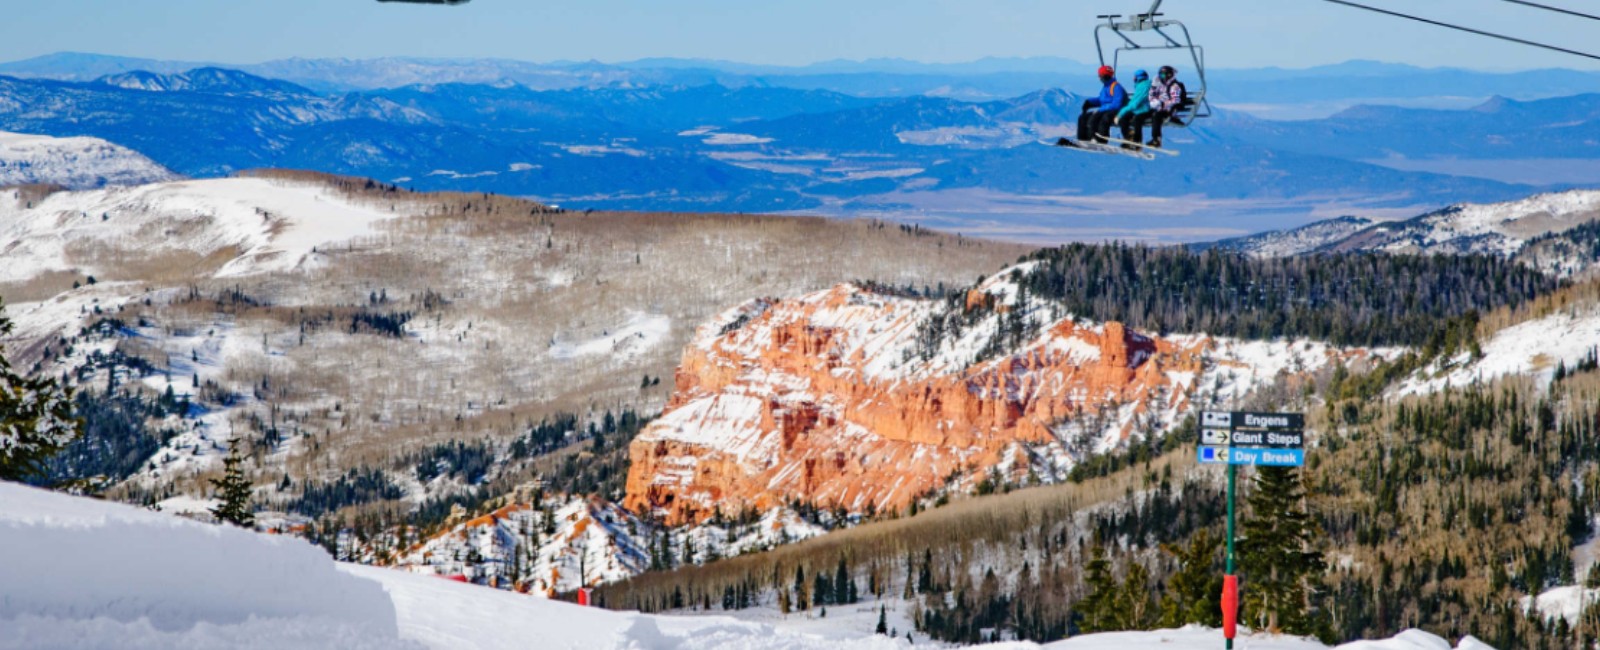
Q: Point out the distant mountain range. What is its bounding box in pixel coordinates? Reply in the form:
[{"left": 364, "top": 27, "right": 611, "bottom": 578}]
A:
[
  {"left": 7, "top": 63, "right": 1593, "bottom": 239},
  {"left": 7, "top": 52, "right": 1600, "bottom": 110}
]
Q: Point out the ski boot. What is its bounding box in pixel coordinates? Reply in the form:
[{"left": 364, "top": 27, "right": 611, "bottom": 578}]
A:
[{"left": 1146, "top": 138, "right": 1162, "bottom": 149}]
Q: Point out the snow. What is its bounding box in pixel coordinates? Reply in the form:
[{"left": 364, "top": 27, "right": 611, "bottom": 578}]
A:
[
  {"left": 1331, "top": 630, "right": 1493, "bottom": 650},
  {"left": 549, "top": 311, "right": 671, "bottom": 361},
  {"left": 391, "top": 493, "right": 825, "bottom": 597},
  {"left": 1396, "top": 190, "right": 1600, "bottom": 257},
  {"left": 0, "top": 130, "right": 176, "bottom": 189},
  {"left": 0, "top": 177, "right": 404, "bottom": 282},
  {"left": 1230, "top": 189, "right": 1600, "bottom": 264},
  {"left": 562, "top": 144, "right": 646, "bottom": 157},
  {"left": 1222, "top": 216, "right": 1383, "bottom": 258},
  {"left": 394, "top": 497, "right": 651, "bottom": 596},
  {"left": 0, "top": 481, "right": 413, "bottom": 650},
  {"left": 1397, "top": 303, "right": 1600, "bottom": 395},
  {"left": 0, "top": 481, "right": 1499, "bottom": 650},
  {"left": 1524, "top": 585, "right": 1600, "bottom": 625},
  {"left": 703, "top": 133, "right": 775, "bottom": 146},
  {"left": 639, "top": 270, "right": 1382, "bottom": 520},
  {"left": 1042, "top": 626, "right": 1326, "bottom": 649}
]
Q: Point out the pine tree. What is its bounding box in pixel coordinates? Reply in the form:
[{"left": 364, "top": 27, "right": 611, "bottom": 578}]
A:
[
  {"left": 1115, "top": 561, "right": 1156, "bottom": 630},
  {"left": 876, "top": 604, "right": 889, "bottom": 634},
  {"left": 1239, "top": 467, "right": 1327, "bottom": 634},
  {"left": 814, "top": 569, "right": 833, "bottom": 606},
  {"left": 209, "top": 444, "right": 255, "bottom": 527},
  {"left": 1078, "top": 545, "right": 1119, "bottom": 632},
  {"left": 1159, "top": 529, "right": 1225, "bottom": 628},
  {"left": 0, "top": 299, "right": 80, "bottom": 480},
  {"left": 835, "top": 556, "right": 853, "bottom": 604},
  {"left": 794, "top": 565, "right": 810, "bottom": 610}
]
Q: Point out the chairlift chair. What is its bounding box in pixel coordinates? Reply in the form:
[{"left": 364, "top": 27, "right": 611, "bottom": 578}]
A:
[{"left": 1094, "top": 0, "right": 1211, "bottom": 127}]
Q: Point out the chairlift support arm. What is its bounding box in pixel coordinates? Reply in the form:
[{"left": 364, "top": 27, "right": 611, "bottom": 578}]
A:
[{"left": 1093, "top": 0, "right": 1212, "bottom": 124}]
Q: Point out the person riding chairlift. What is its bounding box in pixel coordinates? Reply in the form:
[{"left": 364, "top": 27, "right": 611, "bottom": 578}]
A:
[
  {"left": 1115, "top": 69, "right": 1153, "bottom": 150},
  {"left": 1131, "top": 65, "right": 1189, "bottom": 149},
  {"left": 1065, "top": 66, "right": 1126, "bottom": 146}
]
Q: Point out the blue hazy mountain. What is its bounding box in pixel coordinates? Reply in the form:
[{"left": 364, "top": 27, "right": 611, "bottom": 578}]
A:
[
  {"left": 0, "top": 66, "right": 1557, "bottom": 236},
  {"left": 1214, "top": 94, "right": 1600, "bottom": 160},
  {"left": 0, "top": 52, "right": 209, "bottom": 81},
  {"left": 8, "top": 53, "right": 1600, "bottom": 107}
]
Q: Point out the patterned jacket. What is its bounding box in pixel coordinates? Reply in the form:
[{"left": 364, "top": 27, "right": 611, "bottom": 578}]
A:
[{"left": 1150, "top": 78, "right": 1188, "bottom": 112}]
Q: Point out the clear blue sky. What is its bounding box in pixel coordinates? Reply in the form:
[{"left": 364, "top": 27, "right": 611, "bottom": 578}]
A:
[{"left": 5, "top": 0, "right": 1598, "bottom": 70}]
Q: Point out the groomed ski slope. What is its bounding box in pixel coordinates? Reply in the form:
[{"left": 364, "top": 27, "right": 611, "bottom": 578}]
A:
[{"left": 0, "top": 482, "right": 1492, "bottom": 650}]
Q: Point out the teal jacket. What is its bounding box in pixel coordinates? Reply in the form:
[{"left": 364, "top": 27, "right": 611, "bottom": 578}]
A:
[{"left": 1118, "top": 78, "right": 1153, "bottom": 118}]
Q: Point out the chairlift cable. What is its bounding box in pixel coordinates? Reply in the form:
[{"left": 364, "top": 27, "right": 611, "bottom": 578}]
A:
[
  {"left": 1495, "top": 0, "right": 1600, "bottom": 23},
  {"left": 1315, "top": 0, "right": 1600, "bottom": 62}
]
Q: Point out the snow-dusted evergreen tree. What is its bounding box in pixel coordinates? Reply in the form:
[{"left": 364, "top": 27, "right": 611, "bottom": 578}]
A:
[
  {"left": 1158, "top": 528, "right": 1224, "bottom": 628},
  {"left": 209, "top": 444, "right": 255, "bottom": 527},
  {"left": 1076, "top": 545, "right": 1118, "bottom": 632},
  {"left": 0, "top": 298, "right": 80, "bottom": 481},
  {"left": 1239, "top": 466, "right": 1327, "bottom": 635}
]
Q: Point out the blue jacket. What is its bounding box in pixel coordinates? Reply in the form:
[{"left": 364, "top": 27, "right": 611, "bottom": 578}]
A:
[
  {"left": 1086, "top": 78, "right": 1127, "bottom": 113},
  {"left": 1119, "top": 77, "right": 1153, "bottom": 118}
]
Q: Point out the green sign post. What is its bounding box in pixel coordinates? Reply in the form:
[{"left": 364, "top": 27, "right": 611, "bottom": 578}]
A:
[{"left": 1199, "top": 411, "right": 1306, "bottom": 649}]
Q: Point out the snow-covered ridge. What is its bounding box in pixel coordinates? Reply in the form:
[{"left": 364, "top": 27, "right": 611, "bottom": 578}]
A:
[
  {"left": 1212, "top": 215, "right": 1382, "bottom": 258},
  {"left": 1397, "top": 300, "right": 1600, "bottom": 396},
  {"left": 1218, "top": 189, "right": 1600, "bottom": 270},
  {"left": 390, "top": 495, "right": 826, "bottom": 596},
  {"left": 0, "top": 176, "right": 404, "bottom": 283},
  {"left": 0, "top": 481, "right": 1498, "bottom": 649},
  {"left": 0, "top": 130, "right": 176, "bottom": 189}
]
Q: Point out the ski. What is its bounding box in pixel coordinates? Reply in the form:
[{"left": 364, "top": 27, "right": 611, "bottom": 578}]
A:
[
  {"left": 1103, "top": 136, "right": 1180, "bottom": 157},
  {"left": 1044, "top": 138, "right": 1156, "bottom": 161}
]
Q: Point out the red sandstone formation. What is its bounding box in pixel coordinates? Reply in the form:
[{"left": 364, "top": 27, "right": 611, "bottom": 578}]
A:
[{"left": 624, "top": 280, "right": 1224, "bottom": 525}]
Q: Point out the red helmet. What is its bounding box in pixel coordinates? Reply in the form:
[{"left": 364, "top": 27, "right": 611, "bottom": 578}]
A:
[{"left": 1097, "top": 65, "right": 1115, "bottom": 78}]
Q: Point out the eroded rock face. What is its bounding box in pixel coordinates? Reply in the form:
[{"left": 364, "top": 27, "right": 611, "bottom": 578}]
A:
[
  {"left": 630, "top": 281, "right": 1152, "bottom": 524},
  {"left": 624, "top": 278, "right": 1349, "bottom": 525}
]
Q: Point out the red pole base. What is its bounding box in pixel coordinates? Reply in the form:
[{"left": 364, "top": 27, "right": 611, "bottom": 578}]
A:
[{"left": 1221, "top": 574, "right": 1239, "bottom": 640}]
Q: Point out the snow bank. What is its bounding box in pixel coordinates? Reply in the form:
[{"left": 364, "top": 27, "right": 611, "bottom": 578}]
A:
[
  {"left": 1332, "top": 629, "right": 1492, "bottom": 650},
  {"left": 1041, "top": 626, "right": 1325, "bottom": 649},
  {"left": 0, "top": 482, "right": 414, "bottom": 650},
  {"left": 347, "top": 563, "right": 908, "bottom": 650},
  {"left": 1525, "top": 584, "right": 1600, "bottom": 625},
  {"left": 0, "top": 483, "right": 1498, "bottom": 650}
]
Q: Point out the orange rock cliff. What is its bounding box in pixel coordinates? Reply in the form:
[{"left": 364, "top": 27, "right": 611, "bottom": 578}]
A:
[{"left": 623, "top": 277, "right": 1342, "bottom": 526}]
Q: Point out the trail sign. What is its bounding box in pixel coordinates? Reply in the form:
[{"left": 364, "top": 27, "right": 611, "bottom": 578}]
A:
[
  {"left": 1230, "top": 411, "right": 1304, "bottom": 432},
  {"left": 1199, "top": 411, "right": 1306, "bottom": 455},
  {"left": 1198, "top": 410, "right": 1307, "bottom": 650},
  {"left": 1226, "top": 429, "right": 1305, "bottom": 450},
  {"left": 1199, "top": 445, "right": 1306, "bottom": 467}
]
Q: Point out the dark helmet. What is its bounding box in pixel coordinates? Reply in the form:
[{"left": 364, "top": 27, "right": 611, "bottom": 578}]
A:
[
  {"left": 1159, "top": 65, "right": 1177, "bottom": 80},
  {"left": 1097, "top": 65, "right": 1114, "bottom": 80}
]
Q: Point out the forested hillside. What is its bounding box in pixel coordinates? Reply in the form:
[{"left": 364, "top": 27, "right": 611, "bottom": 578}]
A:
[
  {"left": 1013, "top": 244, "right": 1557, "bottom": 346},
  {"left": 0, "top": 169, "right": 1028, "bottom": 545},
  {"left": 598, "top": 282, "right": 1600, "bottom": 649}
]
